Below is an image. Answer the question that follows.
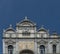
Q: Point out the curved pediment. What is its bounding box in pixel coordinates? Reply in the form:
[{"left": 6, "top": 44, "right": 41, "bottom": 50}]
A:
[
  {"left": 4, "top": 24, "right": 15, "bottom": 33},
  {"left": 16, "top": 16, "right": 36, "bottom": 27}
]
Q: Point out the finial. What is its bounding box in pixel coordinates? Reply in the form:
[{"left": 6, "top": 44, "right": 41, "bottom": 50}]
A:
[
  {"left": 53, "top": 31, "right": 57, "bottom": 35},
  {"left": 41, "top": 25, "right": 44, "bottom": 29},
  {"left": 48, "top": 29, "right": 49, "bottom": 32},
  {"left": 25, "top": 16, "right": 28, "bottom": 20},
  {"left": 3, "top": 29, "right": 5, "bottom": 32},
  {"left": 9, "top": 24, "right": 12, "bottom": 28}
]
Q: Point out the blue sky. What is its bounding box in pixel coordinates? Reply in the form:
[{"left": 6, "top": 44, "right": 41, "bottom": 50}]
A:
[{"left": 0, "top": 0, "right": 60, "bottom": 53}]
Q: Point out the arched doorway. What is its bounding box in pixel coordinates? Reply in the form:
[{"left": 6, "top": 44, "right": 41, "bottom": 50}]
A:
[
  {"left": 40, "top": 45, "right": 45, "bottom": 54},
  {"left": 8, "top": 45, "right": 13, "bottom": 54},
  {"left": 20, "top": 49, "right": 34, "bottom": 54}
]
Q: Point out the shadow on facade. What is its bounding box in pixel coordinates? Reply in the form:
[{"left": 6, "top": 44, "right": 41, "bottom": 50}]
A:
[{"left": 20, "top": 49, "right": 34, "bottom": 54}]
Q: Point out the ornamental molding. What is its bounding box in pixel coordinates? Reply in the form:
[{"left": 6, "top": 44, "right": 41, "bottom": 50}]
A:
[
  {"left": 37, "top": 39, "right": 48, "bottom": 45},
  {"left": 5, "top": 39, "right": 16, "bottom": 45},
  {"left": 50, "top": 40, "right": 59, "bottom": 44}
]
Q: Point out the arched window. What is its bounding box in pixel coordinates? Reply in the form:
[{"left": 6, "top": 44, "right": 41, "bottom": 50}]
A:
[
  {"left": 40, "top": 45, "right": 45, "bottom": 54},
  {"left": 8, "top": 45, "right": 13, "bottom": 54},
  {"left": 53, "top": 45, "right": 56, "bottom": 53}
]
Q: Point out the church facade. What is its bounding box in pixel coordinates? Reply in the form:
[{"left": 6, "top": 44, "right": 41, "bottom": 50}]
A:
[{"left": 3, "top": 17, "right": 60, "bottom": 54}]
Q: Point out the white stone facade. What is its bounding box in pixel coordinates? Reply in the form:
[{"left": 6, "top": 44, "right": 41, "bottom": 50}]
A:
[{"left": 3, "top": 17, "right": 60, "bottom": 54}]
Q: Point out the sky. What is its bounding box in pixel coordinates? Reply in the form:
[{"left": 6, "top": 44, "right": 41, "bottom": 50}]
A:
[{"left": 0, "top": 0, "right": 60, "bottom": 53}]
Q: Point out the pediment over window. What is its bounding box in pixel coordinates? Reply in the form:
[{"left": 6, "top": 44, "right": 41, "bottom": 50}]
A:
[
  {"left": 50, "top": 40, "right": 59, "bottom": 44},
  {"left": 37, "top": 40, "right": 48, "bottom": 45},
  {"left": 5, "top": 39, "right": 16, "bottom": 44}
]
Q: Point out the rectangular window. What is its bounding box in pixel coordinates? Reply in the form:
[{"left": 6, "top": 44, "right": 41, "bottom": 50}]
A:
[{"left": 22, "top": 31, "right": 30, "bottom": 36}]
